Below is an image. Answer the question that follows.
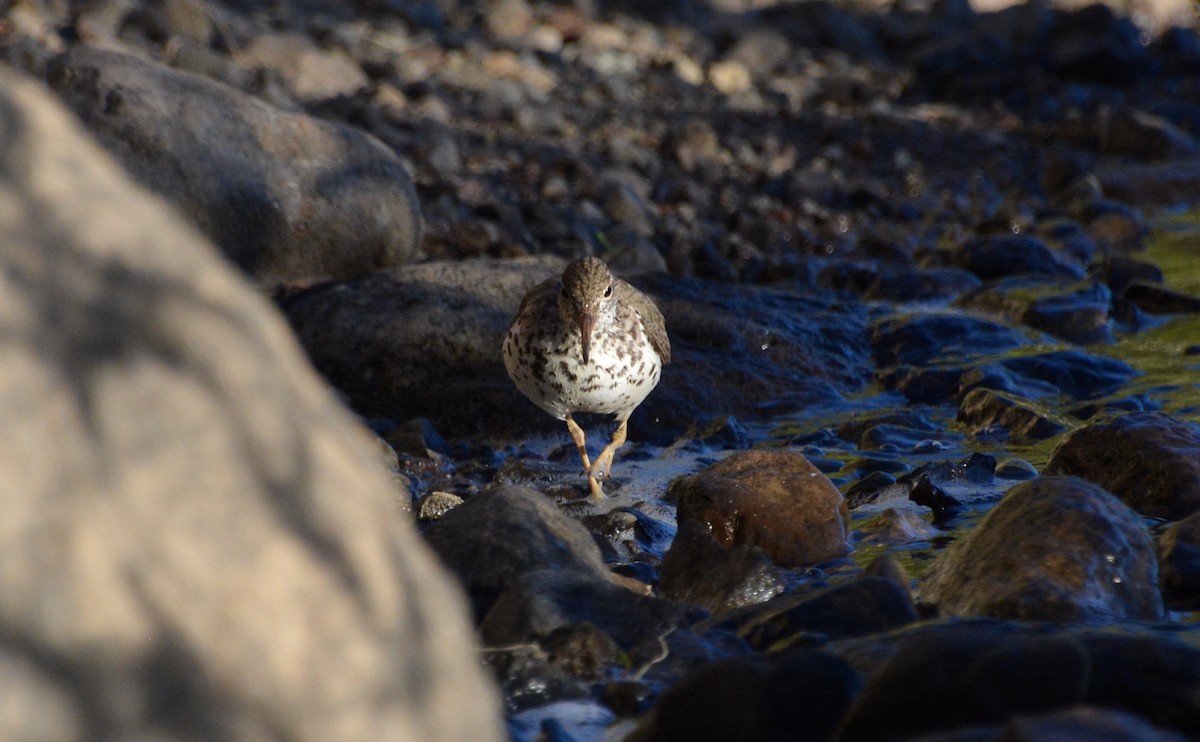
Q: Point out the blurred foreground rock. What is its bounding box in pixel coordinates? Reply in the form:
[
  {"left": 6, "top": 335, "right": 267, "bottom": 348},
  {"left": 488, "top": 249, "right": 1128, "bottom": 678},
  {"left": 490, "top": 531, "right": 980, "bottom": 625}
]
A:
[{"left": 0, "top": 66, "right": 500, "bottom": 741}]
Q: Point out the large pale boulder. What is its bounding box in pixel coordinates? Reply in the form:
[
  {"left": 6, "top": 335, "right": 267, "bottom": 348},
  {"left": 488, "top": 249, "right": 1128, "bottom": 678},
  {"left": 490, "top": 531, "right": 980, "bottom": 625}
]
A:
[{"left": 0, "top": 65, "right": 501, "bottom": 741}]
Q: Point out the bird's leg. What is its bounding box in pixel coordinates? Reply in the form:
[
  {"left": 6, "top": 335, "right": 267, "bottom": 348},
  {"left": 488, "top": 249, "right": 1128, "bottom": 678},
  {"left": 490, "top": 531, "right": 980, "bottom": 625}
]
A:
[
  {"left": 566, "top": 415, "right": 606, "bottom": 502},
  {"left": 589, "top": 419, "right": 628, "bottom": 482},
  {"left": 565, "top": 414, "right": 592, "bottom": 473}
]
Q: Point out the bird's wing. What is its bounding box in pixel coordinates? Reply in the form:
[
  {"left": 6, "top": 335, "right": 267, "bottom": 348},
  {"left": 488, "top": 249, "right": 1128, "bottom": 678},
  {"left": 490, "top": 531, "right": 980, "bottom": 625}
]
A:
[{"left": 618, "top": 280, "right": 671, "bottom": 364}]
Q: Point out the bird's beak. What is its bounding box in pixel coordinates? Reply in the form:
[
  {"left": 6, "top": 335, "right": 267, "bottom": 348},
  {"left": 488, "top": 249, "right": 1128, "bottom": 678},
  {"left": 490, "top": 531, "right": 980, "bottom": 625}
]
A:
[{"left": 578, "top": 309, "right": 597, "bottom": 364}]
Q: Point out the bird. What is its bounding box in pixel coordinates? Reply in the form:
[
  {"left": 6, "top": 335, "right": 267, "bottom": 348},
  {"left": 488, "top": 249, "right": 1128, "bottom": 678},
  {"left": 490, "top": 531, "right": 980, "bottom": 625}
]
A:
[{"left": 503, "top": 256, "right": 670, "bottom": 501}]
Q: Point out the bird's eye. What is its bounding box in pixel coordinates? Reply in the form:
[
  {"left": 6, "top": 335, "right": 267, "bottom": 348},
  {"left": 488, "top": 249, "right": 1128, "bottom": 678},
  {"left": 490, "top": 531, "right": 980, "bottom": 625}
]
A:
[{"left": 603, "top": 284, "right": 613, "bottom": 298}]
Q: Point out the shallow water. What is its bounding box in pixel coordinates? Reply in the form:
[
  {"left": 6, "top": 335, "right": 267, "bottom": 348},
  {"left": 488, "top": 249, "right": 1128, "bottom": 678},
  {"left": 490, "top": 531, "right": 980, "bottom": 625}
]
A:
[{"left": 542, "top": 206, "right": 1200, "bottom": 589}]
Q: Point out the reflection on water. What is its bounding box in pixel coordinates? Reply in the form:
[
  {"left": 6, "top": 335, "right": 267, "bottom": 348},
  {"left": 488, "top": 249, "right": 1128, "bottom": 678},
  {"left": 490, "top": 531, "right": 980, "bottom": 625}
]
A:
[{"left": 766, "top": 206, "right": 1200, "bottom": 593}]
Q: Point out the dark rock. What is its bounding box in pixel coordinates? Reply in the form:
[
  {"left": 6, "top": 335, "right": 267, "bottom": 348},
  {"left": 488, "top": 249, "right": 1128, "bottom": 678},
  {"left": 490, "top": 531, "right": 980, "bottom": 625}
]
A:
[
  {"left": 704, "top": 578, "right": 919, "bottom": 652},
  {"left": 481, "top": 569, "right": 694, "bottom": 651},
  {"left": 957, "top": 388, "right": 1069, "bottom": 440},
  {"left": 862, "top": 266, "right": 982, "bottom": 302},
  {"left": 671, "top": 451, "right": 851, "bottom": 567},
  {"left": 422, "top": 486, "right": 612, "bottom": 621},
  {"left": 903, "top": 472, "right": 964, "bottom": 523},
  {"left": 47, "top": 46, "right": 421, "bottom": 284},
  {"left": 1102, "top": 108, "right": 1200, "bottom": 160},
  {"left": 482, "top": 644, "right": 589, "bottom": 713},
  {"left": 916, "top": 706, "right": 1188, "bottom": 742},
  {"left": 955, "top": 278, "right": 1114, "bottom": 344},
  {"left": 1123, "top": 281, "right": 1200, "bottom": 314},
  {"left": 633, "top": 274, "right": 871, "bottom": 437},
  {"left": 1159, "top": 512, "right": 1200, "bottom": 607},
  {"left": 1049, "top": 3, "right": 1149, "bottom": 84},
  {"left": 659, "top": 518, "right": 786, "bottom": 614},
  {"left": 917, "top": 477, "right": 1164, "bottom": 622},
  {"left": 994, "top": 458, "right": 1039, "bottom": 480},
  {"left": 280, "top": 257, "right": 556, "bottom": 439},
  {"left": 542, "top": 622, "right": 621, "bottom": 680},
  {"left": 870, "top": 313, "right": 1032, "bottom": 368},
  {"left": 1091, "top": 255, "right": 1164, "bottom": 294},
  {"left": 629, "top": 649, "right": 862, "bottom": 742},
  {"left": 836, "top": 410, "right": 938, "bottom": 444},
  {"left": 857, "top": 507, "right": 942, "bottom": 545},
  {"left": 1044, "top": 412, "right": 1200, "bottom": 521},
  {"left": 998, "top": 349, "right": 1137, "bottom": 398},
  {"left": 0, "top": 66, "right": 500, "bottom": 740},
  {"left": 836, "top": 621, "right": 1200, "bottom": 741},
  {"left": 951, "top": 235, "right": 1083, "bottom": 281}
]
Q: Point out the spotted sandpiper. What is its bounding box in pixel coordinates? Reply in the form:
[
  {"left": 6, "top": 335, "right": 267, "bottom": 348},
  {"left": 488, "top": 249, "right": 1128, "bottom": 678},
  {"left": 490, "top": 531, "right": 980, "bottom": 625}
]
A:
[{"left": 503, "top": 256, "right": 670, "bottom": 501}]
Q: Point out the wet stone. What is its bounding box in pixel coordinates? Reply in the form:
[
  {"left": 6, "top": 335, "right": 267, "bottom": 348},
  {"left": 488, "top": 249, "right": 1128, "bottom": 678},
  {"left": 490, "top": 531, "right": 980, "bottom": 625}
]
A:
[
  {"left": 422, "top": 485, "right": 612, "bottom": 621},
  {"left": 916, "top": 476, "right": 1164, "bottom": 622},
  {"left": 1123, "top": 281, "right": 1200, "bottom": 314},
  {"left": 998, "top": 349, "right": 1137, "bottom": 399},
  {"left": 1159, "top": 512, "right": 1200, "bottom": 607},
  {"left": 632, "top": 649, "right": 862, "bottom": 742},
  {"left": 954, "top": 278, "right": 1115, "bottom": 345},
  {"left": 834, "top": 621, "right": 1200, "bottom": 741},
  {"left": 1091, "top": 255, "right": 1165, "bottom": 293},
  {"left": 703, "top": 578, "right": 918, "bottom": 653},
  {"left": 870, "top": 313, "right": 1033, "bottom": 368},
  {"left": 916, "top": 706, "right": 1189, "bottom": 742},
  {"left": 670, "top": 450, "right": 851, "bottom": 567},
  {"left": 416, "top": 490, "right": 464, "bottom": 521},
  {"left": 1045, "top": 411, "right": 1200, "bottom": 521},
  {"left": 659, "top": 517, "right": 786, "bottom": 615},
  {"left": 957, "top": 388, "right": 1069, "bottom": 440},
  {"left": 861, "top": 266, "right": 982, "bottom": 303},
  {"left": 480, "top": 569, "right": 698, "bottom": 651},
  {"left": 951, "top": 234, "right": 1084, "bottom": 281},
  {"left": 483, "top": 644, "right": 589, "bottom": 713}
]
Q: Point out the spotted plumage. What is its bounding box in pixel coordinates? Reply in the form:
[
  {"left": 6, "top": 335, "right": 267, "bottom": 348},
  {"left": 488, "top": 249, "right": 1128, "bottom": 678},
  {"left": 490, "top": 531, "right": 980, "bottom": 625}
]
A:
[{"left": 503, "top": 256, "right": 670, "bottom": 501}]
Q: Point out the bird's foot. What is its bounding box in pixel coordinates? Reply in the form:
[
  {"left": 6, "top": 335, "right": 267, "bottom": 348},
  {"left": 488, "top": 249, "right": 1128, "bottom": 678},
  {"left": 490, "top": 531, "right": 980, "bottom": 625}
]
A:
[{"left": 586, "top": 474, "right": 606, "bottom": 503}]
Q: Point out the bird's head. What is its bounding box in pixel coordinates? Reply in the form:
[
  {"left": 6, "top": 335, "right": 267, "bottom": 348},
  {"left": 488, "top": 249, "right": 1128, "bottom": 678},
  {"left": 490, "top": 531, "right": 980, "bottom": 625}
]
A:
[{"left": 558, "top": 256, "right": 615, "bottom": 365}]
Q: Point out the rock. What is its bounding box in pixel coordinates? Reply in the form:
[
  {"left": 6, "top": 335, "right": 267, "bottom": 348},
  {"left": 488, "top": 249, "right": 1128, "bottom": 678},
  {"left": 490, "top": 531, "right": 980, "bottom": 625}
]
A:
[
  {"left": 239, "top": 32, "right": 370, "bottom": 104},
  {"left": 659, "top": 517, "right": 786, "bottom": 614},
  {"left": 422, "top": 485, "right": 613, "bottom": 621},
  {"left": 1101, "top": 108, "right": 1200, "bottom": 160},
  {"left": 671, "top": 451, "right": 851, "bottom": 567},
  {"left": 417, "top": 490, "right": 464, "bottom": 521},
  {"left": 916, "top": 706, "right": 1188, "bottom": 742},
  {"left": 862, "top": 266, "right": 982, "bottom": 302},
  {"left": 47, "top": 46, "right": 421, "bottom": 284},
  {"left": 1159, "top": 512, "right": 1200, "bottom": 607},
  {"left": 916, "top": 477, "right": 1164, "bottom": 622},
  {"left": 281, "top": 259, "right": 869, "bottom": 441},
  {"left": 482, "top": 644, "right": 589, "bottom": 712},
  {"left": 281, "top": 256, "right": 556, "bottom": 438},
  {"left": 951, "top": 234, "right": 1084, "bottom": 281},
  {"left": 998, "top": 349, "right": 1137, "bottom": 398},
  {"left": 1091, "top": 255, "right": 1164, "bottom": 294},
  {"left": 870, "top": 313, "right": 1032, "bottom": 368},
  {"left": 1123, "top": 281, "right": 1200, "bottom": 314},
  {"left": 0, "top": 65, "right": 500, "bottom": 741},
  {"left": 703, "top": 578, "right": 918, "bottom": 652},
  {"left": 857, "top": 507, "right": 941, "bottom": 545},
  {"left": 629, "top": 649, "right": 862, "bottom": 742},
  {"left": 957, "top": 388, "right": 1069, "bottom": 440},
  {"left": 1049, "top": 3, "right": 1149, "bottom": 84},
  {"left": 480, "top": 569, "right": 695, "bottom": 650},
  {"left": 836, "top": 621, "right": 1200, "bottom": 741},
  {"left": 954, "top": 278, "right": 1114, "bottom": 344},
  {"left": 1045, "top": 412, "right": 1200, "bottom": 521}
]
